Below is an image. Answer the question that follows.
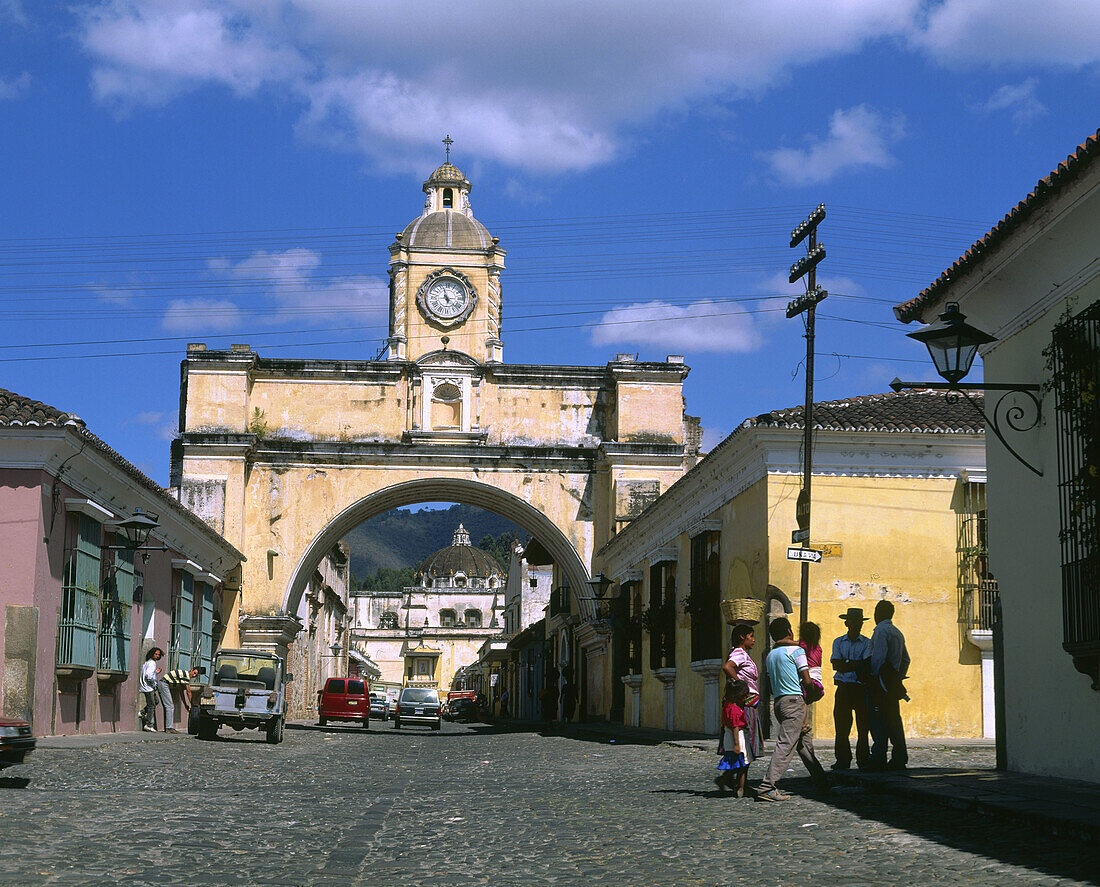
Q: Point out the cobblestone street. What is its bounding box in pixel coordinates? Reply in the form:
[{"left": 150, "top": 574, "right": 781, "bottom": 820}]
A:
[{"left": 1, "top": 723, "right": 1096, "bottom": 887}]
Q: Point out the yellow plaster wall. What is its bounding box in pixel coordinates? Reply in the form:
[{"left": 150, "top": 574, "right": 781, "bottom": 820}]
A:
[
  {"left": 248, "top": 380, "right": 406, "bottom": 441},
  {"left": 766, "top": 473, "right": 983, "bottom": 739},
  {"left": 615, "top": 382, "right": 685, "bottom": 444},
  {"left": 184, "top": 370, "right": 249, "bottom": 432},
  {"left": 488, "top": 386, "right": 599, "bottom": 445}
]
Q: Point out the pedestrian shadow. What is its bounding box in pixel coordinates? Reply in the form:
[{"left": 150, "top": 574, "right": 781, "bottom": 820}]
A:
[
  {"left": 667, "top": 774, "right": 1100, "bottom": 886},
  {"left": 0, "top": 775, "right": 30, "bottom": 789}
]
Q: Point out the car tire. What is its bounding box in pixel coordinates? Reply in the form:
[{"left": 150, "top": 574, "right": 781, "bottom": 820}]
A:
[
  {"left": 197, "top": 717, "right": 217, "bottom": 741},
  {"left": 318, "top": 715, "right": 327, "bottom": 727},
  {"left": 266, "top": 716, "right": 284, "bottom": 745},
  {"left": 432, "top": 720, "right": 441, "bottom": 731},
  {"left": 362, "top": 716, "right": 370, "bottom": 729},
  {"left": 393, "top": 718, "right": 400, "bottom": 729},
  {"left": 186, "top": 705, "right": 199, "bottom": 736}
]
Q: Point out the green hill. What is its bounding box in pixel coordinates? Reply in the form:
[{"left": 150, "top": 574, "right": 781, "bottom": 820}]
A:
[{"left": 342, "top": 504, "right": 529, "bottom": 586}]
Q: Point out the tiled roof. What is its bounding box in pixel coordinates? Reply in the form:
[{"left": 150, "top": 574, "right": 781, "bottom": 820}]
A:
[
  {"left": 745, "top": 389, "right": 985, "bottom": 435},
  {"left": 0, "top": 387, "right": 243, "bottom": 560},
  {"left": 0, "top": 387, "right": 84, "bottom": 428},
  {"left": 895, "top": 129, "right": 1100, "bottom": 323}
]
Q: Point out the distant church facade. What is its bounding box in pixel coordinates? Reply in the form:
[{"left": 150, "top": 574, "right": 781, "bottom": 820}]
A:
[{"left": 349, "top": 524, "right": 505, "bottom": 693}]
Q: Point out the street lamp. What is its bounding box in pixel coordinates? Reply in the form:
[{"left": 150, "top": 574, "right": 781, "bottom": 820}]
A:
[
  {"left": 586, "top": 571, "right": 612, "bottom": 600},
  {"left": 891, "top": 302, "right": 1042, "bottom": 476},
  {"left": 904, "top": 303, "right": 996, "bottom": 384},
  {"left": 116, "top": 508, "right": 160, "bottom": 550}
]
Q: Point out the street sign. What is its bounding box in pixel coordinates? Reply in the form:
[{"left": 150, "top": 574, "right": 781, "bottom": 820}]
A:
[
  {"left": 787, "top": 546, "right": 823, "bottom": 563},
  {"left": 792, "top": 528, "right": 810, "bottom": 544},
  {"left": 796, "top": 489, "right": 810, "bottom": 530}
]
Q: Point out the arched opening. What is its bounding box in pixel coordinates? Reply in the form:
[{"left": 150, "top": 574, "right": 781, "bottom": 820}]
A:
[
  {"left": 442, "top": 187, "right": 453, "bottom": 208},
  {"left": 283, "top": 478, "right": 592, "bottom": 622}
]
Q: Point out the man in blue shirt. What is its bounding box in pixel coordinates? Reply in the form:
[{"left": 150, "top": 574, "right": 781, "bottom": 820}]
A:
[
  {"left": 830, "top": 607, "right": 871, "bottom": 770},
  {"left": 756, "top": 617, "right": 829, "bottom": 801}
]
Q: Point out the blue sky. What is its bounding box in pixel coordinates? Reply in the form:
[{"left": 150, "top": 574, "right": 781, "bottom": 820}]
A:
[{"left": 1, "top": 1, "right": 1098, "bottom": 486}]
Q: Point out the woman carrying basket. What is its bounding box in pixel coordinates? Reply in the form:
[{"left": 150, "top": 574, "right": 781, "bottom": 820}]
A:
[{"left": 721, "top": 622, "right": 764, "bottom": 772}]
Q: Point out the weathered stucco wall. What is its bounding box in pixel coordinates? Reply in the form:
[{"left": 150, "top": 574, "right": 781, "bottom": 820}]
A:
[{"left": 767, "top": 473, "right": 984, "bottom": 739}]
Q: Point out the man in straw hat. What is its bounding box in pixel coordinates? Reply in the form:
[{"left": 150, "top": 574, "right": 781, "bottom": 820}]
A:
[{"left": 829, "top": 607, "right": 871, "bottom": 770}]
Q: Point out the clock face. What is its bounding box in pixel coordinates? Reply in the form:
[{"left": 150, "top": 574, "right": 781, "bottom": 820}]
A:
[{"left": 425, "top": 278, "right": 470, "bottom": 320}]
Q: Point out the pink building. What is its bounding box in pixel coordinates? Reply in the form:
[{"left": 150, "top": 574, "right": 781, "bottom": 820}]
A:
[{"left": 0, "top": 388, "right": 243, "bottom": 736}]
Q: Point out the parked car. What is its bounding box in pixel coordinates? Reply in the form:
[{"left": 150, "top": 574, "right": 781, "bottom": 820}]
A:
[
  {"left": 369, "top": 692, "right": 389, "bottom": 722},
  {"left": 317, "top": 677, "right": 370, "bottom": 728},
  {"left": 0, "top": 717, "right": 34, "bottom": 770},
  {"left": 392, "top": 687, "right": 442, "bottom": 730},
  {"left": 195, "top": 648, "right": 292, "bottom": 744},
  {"left": 449, "top": 698, "right": 478, "bottom": 723}
]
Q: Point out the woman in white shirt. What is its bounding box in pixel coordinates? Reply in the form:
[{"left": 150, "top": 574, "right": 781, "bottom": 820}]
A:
[{"left": 139, "top": 647, "right": 164, "bottom": 732}]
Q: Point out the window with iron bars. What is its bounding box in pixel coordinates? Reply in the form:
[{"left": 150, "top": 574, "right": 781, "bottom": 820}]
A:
[
  {"left": 58, "top": 512, "right": 102, "bottom": 670},
  {"left": 99, "top": 537, "right": 134, "bottom": 673},
  {"left": 1048, "top": 296, "right": 1100, "bottom": 671},
  {"left": 170, "top": 570, "right": 194, "bottom": 672},
  {"left": 956, "top": 481, "right": 996, "bottom": 633},
  {"left": 648, "top": 562, "right": 676, "bottom": 670}
]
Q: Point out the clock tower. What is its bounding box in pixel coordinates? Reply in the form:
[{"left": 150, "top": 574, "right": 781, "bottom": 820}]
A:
[{"left": 386, "top": 155, "right": 505, "bottom": 363}]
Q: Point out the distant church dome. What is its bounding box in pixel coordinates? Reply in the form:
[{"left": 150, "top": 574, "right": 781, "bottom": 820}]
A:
[
  {"left": 427, "top": 162, "right": 467, "bottom": 185},
  {"left": 416, "top": 524, "right": 504, "bottom": 582},
  {"left": 398, "top": 152, "right": 495, "bottom": 251}
]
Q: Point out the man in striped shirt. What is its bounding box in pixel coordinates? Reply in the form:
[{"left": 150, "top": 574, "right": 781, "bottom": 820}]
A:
[{"left": 159, "top": 667, "right": 200, "bottom": 734}]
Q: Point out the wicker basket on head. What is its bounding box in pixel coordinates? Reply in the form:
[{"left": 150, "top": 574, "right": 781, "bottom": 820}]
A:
[{"left": 722, "top": 597, "right": 765, "bottom": 626}]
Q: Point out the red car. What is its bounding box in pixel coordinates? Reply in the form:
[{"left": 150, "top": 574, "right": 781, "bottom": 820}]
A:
[{"left": 317, "top": 677, "right": 370, "bottom": 728}]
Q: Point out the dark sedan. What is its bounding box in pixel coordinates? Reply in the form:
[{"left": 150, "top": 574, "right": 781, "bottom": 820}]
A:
[
  {"left": 0, "top": 717, "right": 35, "bottom": 769},
  {"left": 449, "top": 698, "right": 479, "bottom": 723},
  {"left": 392, "top": 687, "right": 441, "bottom": 730}
]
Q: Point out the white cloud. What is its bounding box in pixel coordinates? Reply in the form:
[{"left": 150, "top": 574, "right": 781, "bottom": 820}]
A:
[
  {"left": 0, "top": 0, "right": 26, "bottom": 25},
  {"left": 162, "top": 298, "right": 243, "bottom": 332},
  {"left": 75, "top": 0, "right": 921, "bottom": 173},
  {"left": 590, "top": 299, "right": 763, "bottom": 354},
  {"left": 159, "top": 247, "right": 388, "bottom": 331},
  {"left": 124, "top": 410, "right": 178, "bottom": 441},
  {"left": 761, "top": 105, "right": 906, "bottom": 186},
  {"left": 0, "top": 71, "right": 30, "bottom": 101},
  {"left": 983, "top": 79, "right": 1046, "bottom": 128},
  {"left": 915, "top": 0, "right": 1100, "bottom": 68}
]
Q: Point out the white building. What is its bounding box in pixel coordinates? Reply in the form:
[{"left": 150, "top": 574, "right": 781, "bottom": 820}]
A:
[{"left": 894, "top": 128, "right": 1100, "bottom": 783}]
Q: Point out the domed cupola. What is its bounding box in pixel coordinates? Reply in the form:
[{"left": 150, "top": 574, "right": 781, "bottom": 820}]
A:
[
  {"left": 399, "top": 142, "right": 493, "bottom": 251},
  {"left": 415, "top": 524, "right": 504, "bottom": 586}
]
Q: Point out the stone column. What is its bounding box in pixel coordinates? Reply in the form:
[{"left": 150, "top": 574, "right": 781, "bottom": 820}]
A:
[
  {"left": 621, "top": 673, "right": 643, "bottom": 727},
  {"left": 690, "top": 658, "right": 724, "bottom": 736},
  {"left": 238, "top": 613, "right": 304, "bottom": 661},
  {"left": 653, "top": 667, "right": 677, "bottom": 732}
]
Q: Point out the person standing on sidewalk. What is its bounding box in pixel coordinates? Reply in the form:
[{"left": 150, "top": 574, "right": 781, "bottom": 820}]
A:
[
  {"left": 755, "top": 617, "right": 829, "bottom": 802},
  {"left": 868, "top": 600, "right": 910, "bottom": 769},
  {"left": 139, "top": 648, "right": 164, "bottom": 732},
  {"left": 830, "top": 607, "right": 872, "bottom": 770}
]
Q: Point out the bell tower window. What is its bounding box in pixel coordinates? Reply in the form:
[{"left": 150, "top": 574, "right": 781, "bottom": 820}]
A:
[{"left": 442, "top": 188, "right": 453, "bottom": 208}]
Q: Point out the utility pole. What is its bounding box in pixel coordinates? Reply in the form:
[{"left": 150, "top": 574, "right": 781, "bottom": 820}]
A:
[{"left": 787, "top": 204, "right": 828, "bottom": 622}]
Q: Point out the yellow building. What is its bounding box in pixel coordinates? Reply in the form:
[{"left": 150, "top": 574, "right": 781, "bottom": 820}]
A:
[
  {"left": 596, "top": 390, "right": 989, "bottom": 742},
  {"left": 170, "top": 157, "right": 698, "bottom": 678}
]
